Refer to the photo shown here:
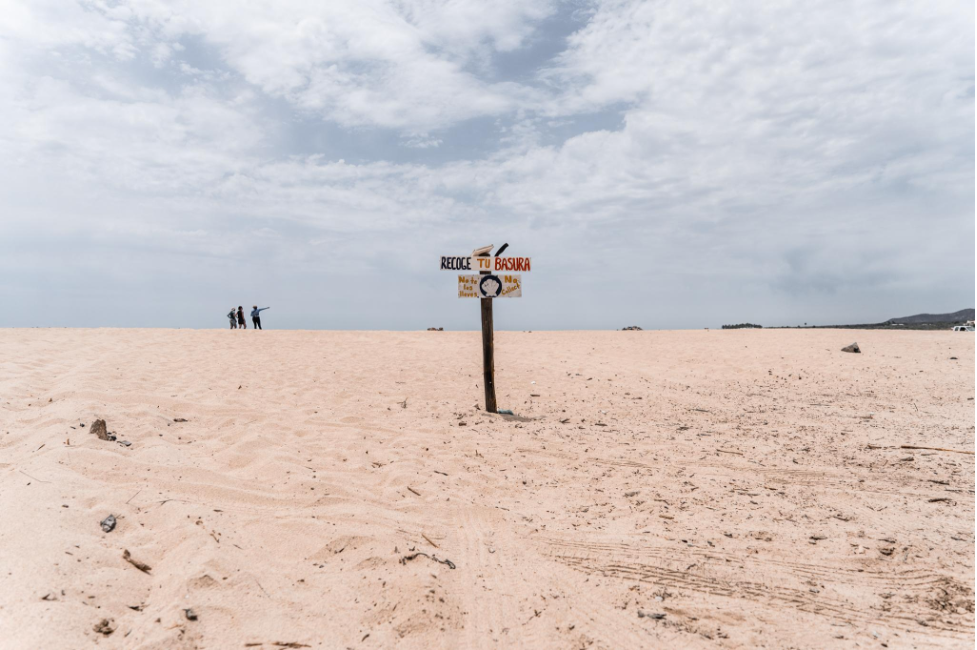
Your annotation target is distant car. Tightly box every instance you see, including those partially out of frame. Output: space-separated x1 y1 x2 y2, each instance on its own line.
951 325 974 332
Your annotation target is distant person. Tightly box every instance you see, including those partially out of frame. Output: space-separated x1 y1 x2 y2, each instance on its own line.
237 306 247 329
227 308 237 329
251 305 270 329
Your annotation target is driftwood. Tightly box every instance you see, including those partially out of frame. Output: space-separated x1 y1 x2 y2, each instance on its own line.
122 549 152 573
400 551 456 569
900 445 974 455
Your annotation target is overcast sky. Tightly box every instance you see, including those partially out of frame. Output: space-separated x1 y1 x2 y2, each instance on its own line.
1 0 973 330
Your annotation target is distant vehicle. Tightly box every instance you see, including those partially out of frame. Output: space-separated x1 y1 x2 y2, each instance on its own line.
951 325 974 332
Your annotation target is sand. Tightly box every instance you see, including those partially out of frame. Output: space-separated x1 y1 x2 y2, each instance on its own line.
0 328 973 649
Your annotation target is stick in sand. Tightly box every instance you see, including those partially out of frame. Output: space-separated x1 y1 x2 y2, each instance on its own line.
900 445 974 455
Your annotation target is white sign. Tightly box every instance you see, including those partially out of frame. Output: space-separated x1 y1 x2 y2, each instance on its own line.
441 256 531 272
458 274 522 298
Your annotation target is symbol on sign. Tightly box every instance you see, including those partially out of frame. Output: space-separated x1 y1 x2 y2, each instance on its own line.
479 274 502 298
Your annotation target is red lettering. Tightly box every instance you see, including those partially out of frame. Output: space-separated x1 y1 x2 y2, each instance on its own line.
491 257 531 271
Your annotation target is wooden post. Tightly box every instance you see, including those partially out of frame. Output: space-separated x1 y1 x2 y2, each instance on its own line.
478 253 498 413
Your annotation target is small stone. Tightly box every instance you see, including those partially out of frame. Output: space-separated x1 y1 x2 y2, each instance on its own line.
100 515 117 533
841 342 861 353
184 608 198 621
90 419 115 441
93 618 116 635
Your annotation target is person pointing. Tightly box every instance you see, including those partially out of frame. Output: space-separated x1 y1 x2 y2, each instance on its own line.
251 305 270 329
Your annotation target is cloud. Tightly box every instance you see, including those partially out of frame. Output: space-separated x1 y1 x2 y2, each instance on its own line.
123 0 557 132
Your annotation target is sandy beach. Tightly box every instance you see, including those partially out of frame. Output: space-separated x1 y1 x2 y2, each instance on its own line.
0 329 972 649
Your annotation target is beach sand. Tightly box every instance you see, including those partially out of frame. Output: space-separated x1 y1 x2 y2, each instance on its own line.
0 329 973 649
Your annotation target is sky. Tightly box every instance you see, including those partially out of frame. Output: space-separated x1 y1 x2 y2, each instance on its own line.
0 0 973 330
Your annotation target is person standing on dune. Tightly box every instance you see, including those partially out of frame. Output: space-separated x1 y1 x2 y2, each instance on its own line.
237 306 247 329
251 305 270 330
227 308 237 329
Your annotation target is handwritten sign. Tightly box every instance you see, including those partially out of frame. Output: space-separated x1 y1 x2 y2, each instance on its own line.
441 256 531 272
458 274 522 298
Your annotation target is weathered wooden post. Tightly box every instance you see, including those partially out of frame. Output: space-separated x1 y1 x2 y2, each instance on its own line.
440 245 529 413
477 249 498 413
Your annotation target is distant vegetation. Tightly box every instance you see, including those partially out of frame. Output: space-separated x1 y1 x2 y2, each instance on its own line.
722 323 763 329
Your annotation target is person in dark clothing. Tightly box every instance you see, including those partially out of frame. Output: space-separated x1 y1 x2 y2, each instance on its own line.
251 306 269 329
237 306 247 329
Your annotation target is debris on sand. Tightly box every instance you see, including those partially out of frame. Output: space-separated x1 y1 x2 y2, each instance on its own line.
637 610 665 620
901 444 975 455
173 418 188 423
90 419 116 441
841 342 861 353
184 608 198 621
399 551 456 569
122 549 152 573
621 326 643 331
93 618 116 635
100 514 117 533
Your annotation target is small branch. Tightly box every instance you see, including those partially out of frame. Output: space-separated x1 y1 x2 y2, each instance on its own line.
400 552 456 570
122 549 152 574
900 445 974 455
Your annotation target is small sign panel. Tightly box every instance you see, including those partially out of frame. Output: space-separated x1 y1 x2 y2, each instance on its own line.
441 256 531 272
458 274 522 298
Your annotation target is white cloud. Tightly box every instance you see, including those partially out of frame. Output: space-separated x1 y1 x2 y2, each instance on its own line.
0 0 136 56
123 0 556 131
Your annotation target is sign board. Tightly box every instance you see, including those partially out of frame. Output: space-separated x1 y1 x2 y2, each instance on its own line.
441 256 531 272
458 274 522 298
